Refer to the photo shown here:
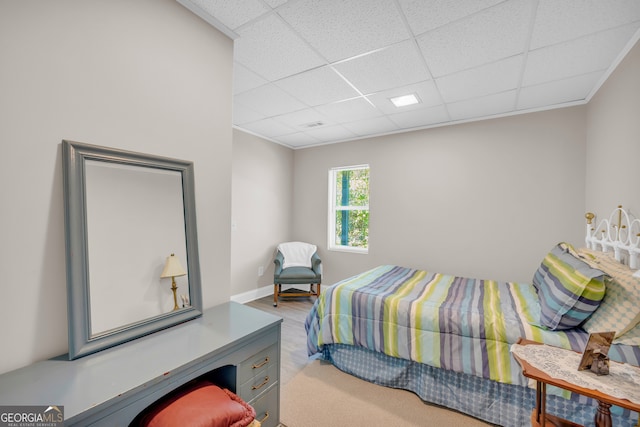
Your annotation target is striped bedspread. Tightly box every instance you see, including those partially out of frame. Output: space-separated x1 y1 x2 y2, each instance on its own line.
305 265 640 386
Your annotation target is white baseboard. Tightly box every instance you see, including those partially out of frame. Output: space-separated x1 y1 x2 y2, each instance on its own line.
230 285 273 304
230 284 303 304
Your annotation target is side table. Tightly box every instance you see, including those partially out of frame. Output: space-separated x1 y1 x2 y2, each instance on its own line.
512 338 640 427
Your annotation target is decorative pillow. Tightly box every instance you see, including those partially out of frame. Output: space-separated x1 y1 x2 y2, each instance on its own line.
139 380 256 427
532 243 606 330
577 248 640 339
613 321 640 346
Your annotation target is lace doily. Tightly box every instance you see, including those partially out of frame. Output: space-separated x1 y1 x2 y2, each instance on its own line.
511 343 640 404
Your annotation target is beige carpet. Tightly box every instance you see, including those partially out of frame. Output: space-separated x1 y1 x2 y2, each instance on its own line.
280 360 492 427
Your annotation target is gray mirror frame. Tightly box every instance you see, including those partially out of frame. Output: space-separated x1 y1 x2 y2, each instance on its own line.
62 140 203 360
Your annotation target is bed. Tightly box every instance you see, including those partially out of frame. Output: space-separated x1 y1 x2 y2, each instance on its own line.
305 206 640 427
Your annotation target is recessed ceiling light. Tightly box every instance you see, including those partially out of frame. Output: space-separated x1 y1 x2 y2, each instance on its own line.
390 93 420 108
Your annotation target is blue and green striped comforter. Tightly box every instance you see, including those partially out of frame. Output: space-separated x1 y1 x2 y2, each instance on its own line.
305 265 640 386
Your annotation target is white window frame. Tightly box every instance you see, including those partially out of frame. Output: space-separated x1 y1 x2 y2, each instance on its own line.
328 164 369 254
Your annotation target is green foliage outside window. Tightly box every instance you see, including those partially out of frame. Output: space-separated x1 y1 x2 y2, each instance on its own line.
333 167 369 249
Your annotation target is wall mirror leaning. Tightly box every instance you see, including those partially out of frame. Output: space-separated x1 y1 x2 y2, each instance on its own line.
62 140 202 360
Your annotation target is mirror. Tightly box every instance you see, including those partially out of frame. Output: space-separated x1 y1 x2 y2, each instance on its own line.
62 140 202 360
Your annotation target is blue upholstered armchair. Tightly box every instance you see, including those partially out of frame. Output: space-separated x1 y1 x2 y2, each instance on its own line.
273 242 322 307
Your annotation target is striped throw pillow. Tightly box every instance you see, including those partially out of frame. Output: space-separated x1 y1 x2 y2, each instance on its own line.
532 243 606 330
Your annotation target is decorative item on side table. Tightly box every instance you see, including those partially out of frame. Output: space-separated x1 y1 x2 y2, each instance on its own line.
161 253 187 311
578 332 615 376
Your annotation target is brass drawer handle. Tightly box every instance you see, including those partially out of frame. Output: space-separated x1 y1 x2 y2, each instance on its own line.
252 356 269 369
251 376 269 390
259 411 269 423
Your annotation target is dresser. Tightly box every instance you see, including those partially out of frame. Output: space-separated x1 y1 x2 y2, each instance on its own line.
0 302 282 426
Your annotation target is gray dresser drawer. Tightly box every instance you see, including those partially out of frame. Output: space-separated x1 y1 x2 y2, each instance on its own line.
236 342 279 426
237 343 278 386
250 385 279 427
238 362 278 402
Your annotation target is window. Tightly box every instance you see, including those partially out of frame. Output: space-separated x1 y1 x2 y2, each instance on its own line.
328 165 369 253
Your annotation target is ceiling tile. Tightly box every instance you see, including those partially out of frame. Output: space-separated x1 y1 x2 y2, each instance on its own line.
314 98 382 123
234 14 325 81
398 0 503 36
233 63 268 94
264 0 288 8
388 105 449 129
448 90 516 121
342 116 399 137
274 132 322 148
368 81 443 114
241 118 296 137
517 71 604 110
233 102 266 125
417 0 533 77
275 66 360 106
278 0 410 62
531 0 640 50
234 84 306 117
436 55 523 103
333 40 431 95
188 0 269 30
303 124 357 143
272 108 335 130
523 24 639 87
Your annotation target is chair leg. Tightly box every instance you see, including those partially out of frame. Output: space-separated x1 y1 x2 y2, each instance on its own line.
273 284 278 307
316 283 321 297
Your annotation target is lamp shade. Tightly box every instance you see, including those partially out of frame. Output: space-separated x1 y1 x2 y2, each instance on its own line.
160 253 187 278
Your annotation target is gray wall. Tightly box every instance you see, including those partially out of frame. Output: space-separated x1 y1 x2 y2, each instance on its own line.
586 40 640 218
292 108 588 286
231 129 294 298
0 0 233 374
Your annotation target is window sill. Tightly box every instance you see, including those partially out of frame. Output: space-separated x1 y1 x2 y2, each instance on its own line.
328 246 368 254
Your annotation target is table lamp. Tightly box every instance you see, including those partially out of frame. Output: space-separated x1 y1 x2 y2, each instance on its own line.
160 253 186 311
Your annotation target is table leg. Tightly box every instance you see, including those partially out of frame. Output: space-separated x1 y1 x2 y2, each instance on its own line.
540 382 546 427
594 401 612 427
534 381 547 427
535 382 542 424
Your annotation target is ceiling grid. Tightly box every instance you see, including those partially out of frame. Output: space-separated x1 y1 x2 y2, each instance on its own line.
178 0 640 148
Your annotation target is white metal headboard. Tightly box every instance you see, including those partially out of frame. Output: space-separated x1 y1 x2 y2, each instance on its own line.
585 205 640 269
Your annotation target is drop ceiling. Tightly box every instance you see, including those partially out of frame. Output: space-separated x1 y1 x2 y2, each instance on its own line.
178 0 640 149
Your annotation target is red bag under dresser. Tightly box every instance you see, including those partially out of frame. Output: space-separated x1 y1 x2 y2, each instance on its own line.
136 380 258 427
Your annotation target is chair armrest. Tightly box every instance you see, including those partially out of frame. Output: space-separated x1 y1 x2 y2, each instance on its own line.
274 251 284 276
311 252 322 275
